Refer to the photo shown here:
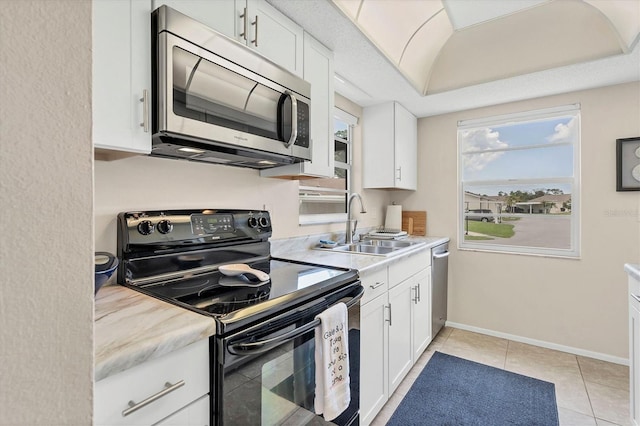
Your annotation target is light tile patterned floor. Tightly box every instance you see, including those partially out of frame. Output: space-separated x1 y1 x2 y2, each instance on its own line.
371 327 630 426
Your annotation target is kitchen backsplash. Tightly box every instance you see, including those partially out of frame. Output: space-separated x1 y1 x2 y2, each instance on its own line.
94 155 388 254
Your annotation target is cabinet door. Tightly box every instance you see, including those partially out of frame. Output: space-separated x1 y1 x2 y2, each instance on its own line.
362 103 395 188
631 301 640 426
152 0 236 38
242 0 304 77
387 277 414 395
412 268 432 361
93 0 152 154
360 293 388 426
393 102 417 190
155 395 210 426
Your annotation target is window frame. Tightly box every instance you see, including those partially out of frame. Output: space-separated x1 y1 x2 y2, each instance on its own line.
298 107 357 225
458 104 581 258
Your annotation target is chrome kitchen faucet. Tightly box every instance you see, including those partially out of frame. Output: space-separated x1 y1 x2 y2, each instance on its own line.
346 193 366 244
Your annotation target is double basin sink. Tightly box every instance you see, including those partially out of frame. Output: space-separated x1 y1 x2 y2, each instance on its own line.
320 239 426 256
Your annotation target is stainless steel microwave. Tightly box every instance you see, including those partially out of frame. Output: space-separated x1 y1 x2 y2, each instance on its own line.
151 5 311 169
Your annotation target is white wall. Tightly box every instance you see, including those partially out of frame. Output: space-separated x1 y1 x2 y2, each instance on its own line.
0 1 93 424
394 82 640 360
95 94 390 253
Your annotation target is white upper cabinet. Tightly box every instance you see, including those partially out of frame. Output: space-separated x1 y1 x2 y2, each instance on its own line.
153 0 303 77
153 0 237 38
261 32 334 178
362 102 417 190
241 0 304 77
93 0 152 154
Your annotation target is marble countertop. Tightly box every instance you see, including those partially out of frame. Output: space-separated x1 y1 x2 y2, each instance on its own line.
626 264 640 282
94 285 216 382
95 235 449 381
274 236 449 276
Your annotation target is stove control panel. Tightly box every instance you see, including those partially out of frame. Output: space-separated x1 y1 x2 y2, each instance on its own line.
191 213 234 235
118 209 272 247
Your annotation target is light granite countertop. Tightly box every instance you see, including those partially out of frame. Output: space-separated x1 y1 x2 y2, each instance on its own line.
95 235 449 382
626 264 640 282
273 236 449 276
94 285 216 382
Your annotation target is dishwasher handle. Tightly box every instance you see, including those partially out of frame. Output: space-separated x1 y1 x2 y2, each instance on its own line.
228 285 364 356
433 251 449 259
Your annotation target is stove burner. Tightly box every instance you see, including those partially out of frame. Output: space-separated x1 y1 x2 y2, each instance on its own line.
176 279 272 315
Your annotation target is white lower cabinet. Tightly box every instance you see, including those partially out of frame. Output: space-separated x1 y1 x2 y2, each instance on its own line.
388 278 414 394
360 291 388 425
412 268 432 361
95 339 210 426
629 273 640 426
359 249 432 426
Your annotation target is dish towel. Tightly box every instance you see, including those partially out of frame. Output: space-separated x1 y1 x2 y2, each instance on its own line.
314 302 350 421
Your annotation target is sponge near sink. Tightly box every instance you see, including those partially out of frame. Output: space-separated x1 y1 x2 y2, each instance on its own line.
319 240 338 248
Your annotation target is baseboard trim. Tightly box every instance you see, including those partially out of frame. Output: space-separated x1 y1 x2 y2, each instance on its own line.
445 321 629 366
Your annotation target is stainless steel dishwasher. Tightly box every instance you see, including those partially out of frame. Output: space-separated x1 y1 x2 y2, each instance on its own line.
432 242 449 338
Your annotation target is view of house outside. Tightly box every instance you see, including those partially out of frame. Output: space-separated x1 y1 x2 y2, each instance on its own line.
459 106 580 256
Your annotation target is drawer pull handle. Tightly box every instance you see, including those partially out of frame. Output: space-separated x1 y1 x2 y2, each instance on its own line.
632 294 640 304
370 281 385 290
122 380 185 417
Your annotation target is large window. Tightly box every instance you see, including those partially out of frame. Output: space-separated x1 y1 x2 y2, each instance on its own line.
459 105 580 257
299 108 356 224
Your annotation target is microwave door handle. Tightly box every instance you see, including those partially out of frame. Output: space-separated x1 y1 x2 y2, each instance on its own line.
284 92 297 148
228 286 364 356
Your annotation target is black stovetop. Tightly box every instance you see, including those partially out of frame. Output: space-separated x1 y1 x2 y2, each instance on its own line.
129 257 358 334
117 209 359 334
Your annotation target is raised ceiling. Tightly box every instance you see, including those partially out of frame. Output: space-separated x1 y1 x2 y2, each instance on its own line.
267 0 640 117
331 0 640 95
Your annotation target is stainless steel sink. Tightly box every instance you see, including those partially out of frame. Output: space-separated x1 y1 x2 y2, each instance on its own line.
317 239 426 256
333 244 396 255
363 240 413 248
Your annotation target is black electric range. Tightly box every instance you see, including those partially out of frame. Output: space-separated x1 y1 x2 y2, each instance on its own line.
116 209 359 334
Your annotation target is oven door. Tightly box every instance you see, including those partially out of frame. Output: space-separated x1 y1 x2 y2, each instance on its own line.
156 31 311 159
214 283 363 426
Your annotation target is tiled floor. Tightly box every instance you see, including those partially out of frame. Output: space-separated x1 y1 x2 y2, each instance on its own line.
371 327 630 426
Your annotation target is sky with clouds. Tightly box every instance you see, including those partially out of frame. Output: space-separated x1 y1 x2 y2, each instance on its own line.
461 115 577 195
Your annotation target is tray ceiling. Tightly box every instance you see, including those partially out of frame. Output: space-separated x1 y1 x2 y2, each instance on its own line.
332 0 640 95
267 0 640 116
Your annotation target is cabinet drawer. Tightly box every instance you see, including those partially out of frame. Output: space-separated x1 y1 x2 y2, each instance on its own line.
95 339 209 426
360 267 388 305
389 249 430 288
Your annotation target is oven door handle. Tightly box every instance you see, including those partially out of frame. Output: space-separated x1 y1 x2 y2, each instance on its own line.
228 286 364 356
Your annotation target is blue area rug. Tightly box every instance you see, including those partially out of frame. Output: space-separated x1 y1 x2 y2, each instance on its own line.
387 351 559 426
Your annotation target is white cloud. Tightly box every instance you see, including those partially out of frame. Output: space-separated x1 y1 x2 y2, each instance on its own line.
547 117 577 143
461 128 508 172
